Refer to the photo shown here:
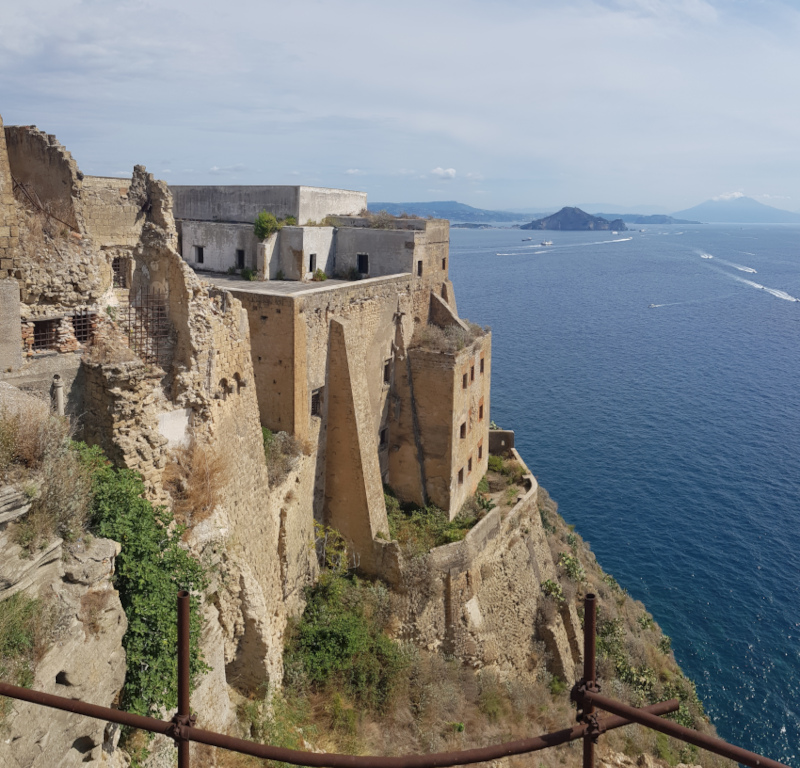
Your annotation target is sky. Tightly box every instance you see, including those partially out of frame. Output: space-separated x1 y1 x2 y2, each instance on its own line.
2 0 800 213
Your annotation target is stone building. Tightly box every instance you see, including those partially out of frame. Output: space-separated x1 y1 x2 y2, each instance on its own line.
171 187 492 572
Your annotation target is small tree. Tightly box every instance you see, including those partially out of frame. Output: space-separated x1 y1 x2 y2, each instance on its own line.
254 211 279 240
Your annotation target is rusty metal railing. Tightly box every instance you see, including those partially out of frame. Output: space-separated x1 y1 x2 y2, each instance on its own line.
0 592 791 768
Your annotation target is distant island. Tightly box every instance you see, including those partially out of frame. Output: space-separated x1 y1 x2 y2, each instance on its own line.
368 200 524 223
521 207 627 231
595 213 699 225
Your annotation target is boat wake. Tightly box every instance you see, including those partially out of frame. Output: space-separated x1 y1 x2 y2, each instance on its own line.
699 252 714 259
716 259 757 274
733 276 799 302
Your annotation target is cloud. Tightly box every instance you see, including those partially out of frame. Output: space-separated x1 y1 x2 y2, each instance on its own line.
345 168 365 175
712 191 744 201
431 167 456 179
466 171 483 181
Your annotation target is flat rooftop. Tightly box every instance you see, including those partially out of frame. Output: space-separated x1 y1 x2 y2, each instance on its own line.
200 271 411 297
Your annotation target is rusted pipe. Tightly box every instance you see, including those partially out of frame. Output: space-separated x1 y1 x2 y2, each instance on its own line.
577 690 792 768
0 679 677 768
582 592 598 768
175 590 192 767
0 681 173 735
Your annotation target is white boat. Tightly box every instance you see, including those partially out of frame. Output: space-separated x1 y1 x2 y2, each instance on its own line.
541 240 553 246
522 237 532 241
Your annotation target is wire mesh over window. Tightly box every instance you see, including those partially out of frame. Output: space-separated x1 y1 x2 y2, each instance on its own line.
120 287 172 366
71 310 96 344
112 257 128 288
32 319 59 351
311 388 322 417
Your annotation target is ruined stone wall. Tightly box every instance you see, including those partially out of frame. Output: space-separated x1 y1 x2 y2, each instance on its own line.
3 124 82 233
0 116 20 279
389 456 582 684
80 175 145 247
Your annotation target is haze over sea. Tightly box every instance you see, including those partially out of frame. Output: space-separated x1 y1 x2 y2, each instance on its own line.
450 224 800 766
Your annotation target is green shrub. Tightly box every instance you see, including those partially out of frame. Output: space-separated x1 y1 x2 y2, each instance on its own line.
548 676 567 695
76 443 210 717
276 269 285 280
284 216 297 226
487 455 504 473
312 268 327 282
254 211 280 239
0 592 50 721
477 475 489 494
566 532 578 553
541 579 564 602
385 491 478 557
285 572 408 712
658 634 672 654
241 267 256 281
558 552 585 582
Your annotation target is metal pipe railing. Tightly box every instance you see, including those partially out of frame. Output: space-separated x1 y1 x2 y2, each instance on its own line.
0 592 791 768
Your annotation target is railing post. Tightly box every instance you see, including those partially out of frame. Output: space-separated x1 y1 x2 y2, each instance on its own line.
176 590 192 768
582 593 598 768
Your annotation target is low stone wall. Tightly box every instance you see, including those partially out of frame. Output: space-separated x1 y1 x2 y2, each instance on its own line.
386 451 582 683
489 428 515 455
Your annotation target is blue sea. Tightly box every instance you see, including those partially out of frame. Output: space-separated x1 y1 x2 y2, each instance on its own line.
449 225 800 766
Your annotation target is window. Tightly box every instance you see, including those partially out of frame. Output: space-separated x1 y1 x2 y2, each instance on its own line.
479 403 484 421
462 373 468 389
468 457 472 474
71 311 96 344
194 245 204 264
309 253 316 273
470 365 475 382
480 357 485 374
112 257 127 288
442 258 446 270
460 422 466 439
383 359 391 384
311 389 322 417
478 442 483 460
236 249 245 269
357 253 369 274
379 428 388 448
458 468 464 485
32 319 59 351
417 260 423 277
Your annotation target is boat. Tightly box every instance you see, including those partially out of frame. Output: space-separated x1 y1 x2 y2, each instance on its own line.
522 237 532 242
540 240 553 246
611 231 618 235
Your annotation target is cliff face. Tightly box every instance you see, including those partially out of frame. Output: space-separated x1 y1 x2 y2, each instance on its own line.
521 206 627 231
0 486 127 768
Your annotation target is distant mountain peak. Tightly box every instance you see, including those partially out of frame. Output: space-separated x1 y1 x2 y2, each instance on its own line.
672 196 800 223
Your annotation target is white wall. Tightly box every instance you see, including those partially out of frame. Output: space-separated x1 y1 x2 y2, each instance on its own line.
180 221 258 273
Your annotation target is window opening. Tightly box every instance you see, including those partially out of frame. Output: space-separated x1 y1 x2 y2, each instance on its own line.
309 253 316 273
236 249 245 269
460 422 466 439
32 319 59 351
383 359 391 384
417 260 423 277
194 245 204 264
471 365 475 382
442 258 446 270
458 468 464 485
478 442 483 460
462 373 468 389
468 457 472 474
480 357 485 374
71 311 96 344
379 428 388 448
112 257 127 288
311 388 322 417
479 403 484 421
357 253 369 274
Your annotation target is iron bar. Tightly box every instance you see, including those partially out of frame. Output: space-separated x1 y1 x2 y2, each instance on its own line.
582 592 598 768
577 690 792 768
176 590 191 768
0 678 677 768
